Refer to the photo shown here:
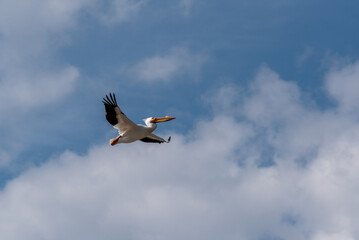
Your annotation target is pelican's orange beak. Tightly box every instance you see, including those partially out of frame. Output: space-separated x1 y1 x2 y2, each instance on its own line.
151 116 176 123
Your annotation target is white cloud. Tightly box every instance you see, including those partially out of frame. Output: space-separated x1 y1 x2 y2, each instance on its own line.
0 67 79 113
1 64 359 239
0 0 150 114
0 0 153 166
202 84 242 114
127 47 208 83
325 61 359 114
0 0 89 166
312 232 355 240
0 0 88 111
92 0 148 24
243 66 303 127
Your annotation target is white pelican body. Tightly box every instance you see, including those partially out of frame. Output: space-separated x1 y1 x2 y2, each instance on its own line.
103 93 175 145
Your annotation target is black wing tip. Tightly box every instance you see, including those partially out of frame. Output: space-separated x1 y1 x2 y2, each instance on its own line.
139 136 172 144
140 137 162 143
159 136 171 144
103 93 118 106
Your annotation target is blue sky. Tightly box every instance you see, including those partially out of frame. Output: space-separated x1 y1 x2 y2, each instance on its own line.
1 0 359 239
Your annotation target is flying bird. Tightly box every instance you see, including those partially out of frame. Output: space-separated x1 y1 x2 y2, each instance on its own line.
103 93 175 145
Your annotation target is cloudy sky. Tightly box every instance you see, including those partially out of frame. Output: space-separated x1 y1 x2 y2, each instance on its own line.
1 0 359 239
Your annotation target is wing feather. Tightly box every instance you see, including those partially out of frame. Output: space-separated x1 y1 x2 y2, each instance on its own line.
140 133 171 144
103 93 138 134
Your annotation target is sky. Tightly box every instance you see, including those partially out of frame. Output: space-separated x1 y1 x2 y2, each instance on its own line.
0 0 359 239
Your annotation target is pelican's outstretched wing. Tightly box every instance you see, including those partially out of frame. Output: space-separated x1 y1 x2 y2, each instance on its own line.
140 133 171 144
103 93 138 134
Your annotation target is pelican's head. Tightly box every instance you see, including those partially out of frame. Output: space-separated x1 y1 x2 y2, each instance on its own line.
143 116 176 125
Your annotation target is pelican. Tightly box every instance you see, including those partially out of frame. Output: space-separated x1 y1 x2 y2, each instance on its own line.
103 93 175 145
